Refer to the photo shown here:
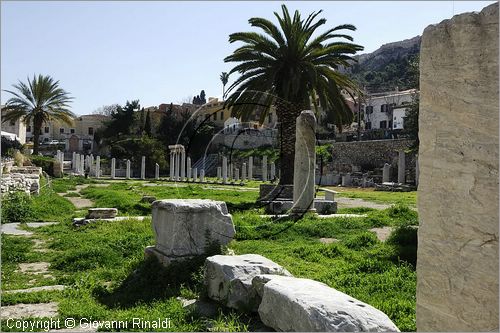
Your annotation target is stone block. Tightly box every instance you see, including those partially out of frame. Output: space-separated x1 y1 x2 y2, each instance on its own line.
86 208 118 219
150 199 235 262
258 275 399 332
205 254 292 311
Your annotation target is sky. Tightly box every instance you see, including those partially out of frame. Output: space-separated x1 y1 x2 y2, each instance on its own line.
1 1 495 115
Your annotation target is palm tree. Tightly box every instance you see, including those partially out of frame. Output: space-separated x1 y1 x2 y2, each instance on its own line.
220 72 230 98
224 5 363 185
3 74 74 154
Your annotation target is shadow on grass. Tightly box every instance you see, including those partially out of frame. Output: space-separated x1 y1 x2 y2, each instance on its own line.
387 226 418 267
95 255 206 309
225 201 261 212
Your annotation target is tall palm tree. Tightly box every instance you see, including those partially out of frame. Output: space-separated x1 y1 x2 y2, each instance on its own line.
220 72 230 98
3 74 74 154
224 5 363 185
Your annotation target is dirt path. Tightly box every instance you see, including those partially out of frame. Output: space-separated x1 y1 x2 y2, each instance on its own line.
335 197 392 210
57 184 94 209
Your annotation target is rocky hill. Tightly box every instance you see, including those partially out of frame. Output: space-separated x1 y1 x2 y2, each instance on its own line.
347 36 421 93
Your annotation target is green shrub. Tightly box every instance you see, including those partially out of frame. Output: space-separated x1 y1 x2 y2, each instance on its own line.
387 226 418 266
2 191 34 223
387 204 418 226
30 155 57 176
343 232 379 250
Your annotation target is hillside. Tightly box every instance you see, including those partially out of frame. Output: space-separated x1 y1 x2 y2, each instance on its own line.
347 36 421 93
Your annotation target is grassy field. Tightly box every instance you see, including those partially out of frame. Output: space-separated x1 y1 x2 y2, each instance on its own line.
1 177 418 331
331 187 417 206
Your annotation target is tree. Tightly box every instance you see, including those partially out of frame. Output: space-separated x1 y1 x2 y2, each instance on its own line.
200 90 206 104
220 72 230 98
2 74 74 154
224 5 363 184
92 104 119 116
404 54 420 152
138 107 145 134
144 110 152 136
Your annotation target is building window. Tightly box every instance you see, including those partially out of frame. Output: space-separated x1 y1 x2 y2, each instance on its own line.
27 126 31 132
365 122 371 130
88 127 94 135
381 104 387 112
70 128 75 134
388 120 393 129
44 126 49 133
9 120 15 126
220 111 224 120
366 106 373 114
60 128 64 134
380 120 387 128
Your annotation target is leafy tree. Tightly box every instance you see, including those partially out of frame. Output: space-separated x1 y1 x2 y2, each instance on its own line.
103 100 139 138
144 110 152 136
220 72 230 98
2 74 74 154
224 5 363 184
92 104 119 116
138 107 145 134
404 54 419 152
109 136 167 177
200 90 206 104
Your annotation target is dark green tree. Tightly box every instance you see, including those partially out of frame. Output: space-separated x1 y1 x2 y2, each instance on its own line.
144 110 152 136
224 5 363 184
200 90 206 104
2 74 74 154
404 54 420 152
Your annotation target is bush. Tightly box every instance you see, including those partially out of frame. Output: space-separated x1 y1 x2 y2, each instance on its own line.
30 155 57 176
1 136 23 157
2 191 35 223
387 226 418 266
343 232 379 250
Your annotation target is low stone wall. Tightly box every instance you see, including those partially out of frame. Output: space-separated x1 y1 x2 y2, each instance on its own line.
330 139 415 171
0 166 42 195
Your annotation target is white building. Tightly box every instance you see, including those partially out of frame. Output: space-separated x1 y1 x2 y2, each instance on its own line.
1 106 27 144
363 89 417 130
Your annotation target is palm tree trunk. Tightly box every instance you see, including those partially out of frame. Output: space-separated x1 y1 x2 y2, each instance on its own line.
276 101 302 185
33 117 42 155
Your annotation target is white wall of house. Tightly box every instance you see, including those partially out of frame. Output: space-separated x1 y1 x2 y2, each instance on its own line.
363 90 416 130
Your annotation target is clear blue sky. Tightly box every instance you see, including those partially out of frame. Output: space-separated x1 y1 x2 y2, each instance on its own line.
1 1 495 115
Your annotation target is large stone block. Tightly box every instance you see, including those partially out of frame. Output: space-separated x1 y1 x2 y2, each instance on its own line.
258 275 399 332
148 199 235 263
417 3 499 331
205 254 292 311
86 208 118 219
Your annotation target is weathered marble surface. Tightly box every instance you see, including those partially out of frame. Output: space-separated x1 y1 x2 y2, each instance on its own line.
417 3 499 331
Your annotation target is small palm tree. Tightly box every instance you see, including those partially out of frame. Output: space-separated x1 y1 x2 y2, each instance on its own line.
224 5 363 184
3 74 74 154
220 72 230 98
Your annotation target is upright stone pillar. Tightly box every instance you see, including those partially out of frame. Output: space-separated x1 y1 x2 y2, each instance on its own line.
95 156 100 179
270 162 276 180
89 154 94 176
235 168 239 181
217 167 222 180
200 169 205 183
342 173 351 186
417 4 499 331
242 163 247 181
186 157 192 180
262 156 268 181
181 150 186 181
111 158 116 179
170 152 175 181
292 110 316 213
72 152 76 171
155 163 160 180
175 152 180 181
126 159 131 179
222 156 228 184
141 156 146 180
397 151 405 184
382 163 391 183
229 163 233 180
80 155 85 176
248 156 253 180
193 168 198 182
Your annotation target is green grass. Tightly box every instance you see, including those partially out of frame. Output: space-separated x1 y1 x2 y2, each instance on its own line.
1 178 418 332
332 187 417 206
